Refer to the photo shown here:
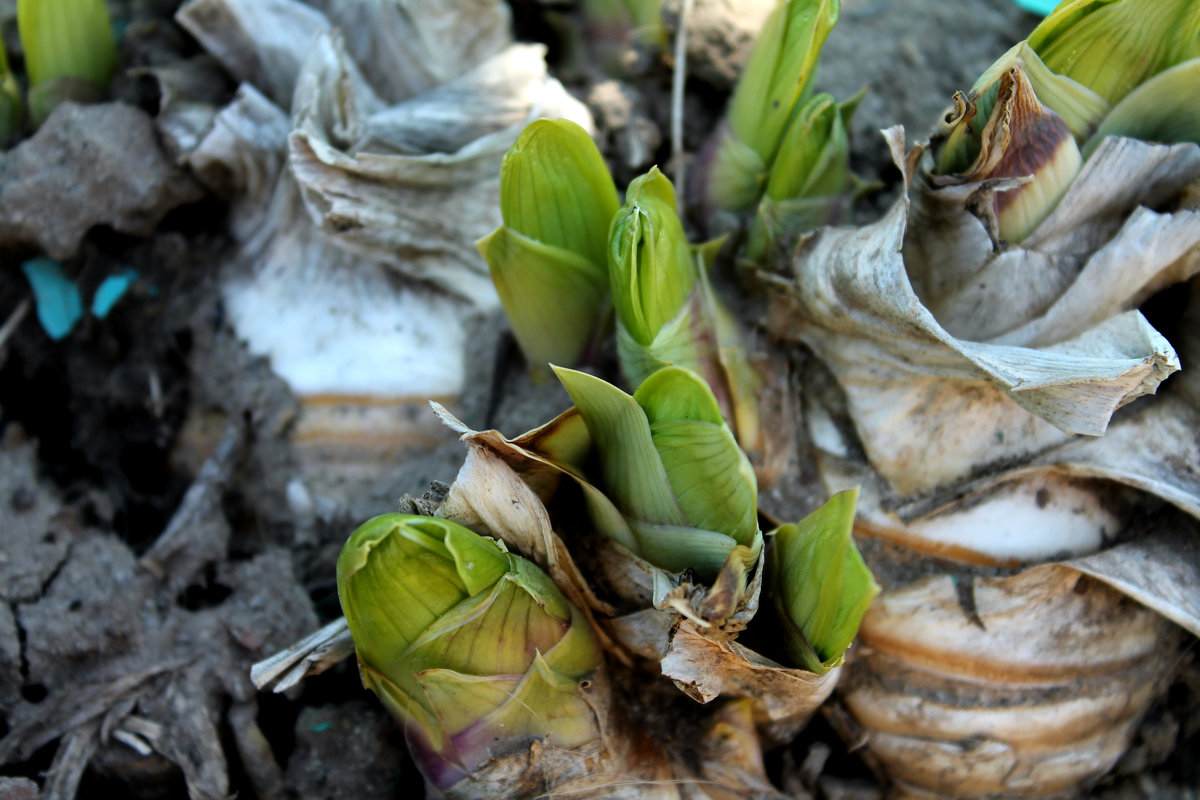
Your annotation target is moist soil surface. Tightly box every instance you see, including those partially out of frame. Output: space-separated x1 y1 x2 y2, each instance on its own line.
0 1 1197 799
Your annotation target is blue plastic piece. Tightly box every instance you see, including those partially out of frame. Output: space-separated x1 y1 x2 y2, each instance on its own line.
1013 0 1057 15
20 258 82 341
91 269 138 318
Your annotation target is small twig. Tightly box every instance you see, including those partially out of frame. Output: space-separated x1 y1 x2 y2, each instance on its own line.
249 617 356 692
112 727 156 757
42 723 100 800
670 0 695 216
148 369 165 419
0 297 32 351
139 420 243 580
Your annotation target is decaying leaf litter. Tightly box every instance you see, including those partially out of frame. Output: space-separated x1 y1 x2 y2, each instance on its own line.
0 0 1198 798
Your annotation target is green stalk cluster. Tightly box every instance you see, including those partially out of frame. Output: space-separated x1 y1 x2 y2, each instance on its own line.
701 0 857 261
479 121 760 450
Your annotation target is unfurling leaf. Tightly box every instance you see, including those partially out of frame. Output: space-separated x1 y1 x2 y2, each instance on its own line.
553 365 761 581
768 488 879 674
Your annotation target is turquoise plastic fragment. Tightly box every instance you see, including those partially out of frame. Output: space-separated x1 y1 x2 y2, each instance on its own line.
1012 0 1056 15
20 258 82 340
91 268 138 318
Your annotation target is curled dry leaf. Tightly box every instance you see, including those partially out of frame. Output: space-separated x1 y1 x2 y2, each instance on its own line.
660 621 839 744
843 564 1183 800
771 127 1200 500
289 32 592 306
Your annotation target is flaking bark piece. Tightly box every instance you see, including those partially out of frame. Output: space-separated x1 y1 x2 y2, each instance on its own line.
770 127 1191 499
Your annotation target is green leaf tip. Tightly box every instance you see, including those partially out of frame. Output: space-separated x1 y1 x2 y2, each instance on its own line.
608 167 697 347
769 488 880 674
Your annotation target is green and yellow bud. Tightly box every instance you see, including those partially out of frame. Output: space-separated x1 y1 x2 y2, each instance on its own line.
1027 0 1200 108
337 514 602 790
703 0 840 213
0 39 21 146
745 91 856 263
17 0 119 124
553 365 761 581
609 167 697 347
934 0 1200 242
478 119 620 373
942 64 1084 243
609 168 761 449
768 488 879 674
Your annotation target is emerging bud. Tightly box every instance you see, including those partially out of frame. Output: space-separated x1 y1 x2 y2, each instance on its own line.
553 365 761 581
609 167 761 449
944 66 1083 243
768 488 879 674
933 0 1200 241
337 514 602 790
745 91 857 263
477 119 620 373
703 0 841 214
609 167 697 347
17 0 118 124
